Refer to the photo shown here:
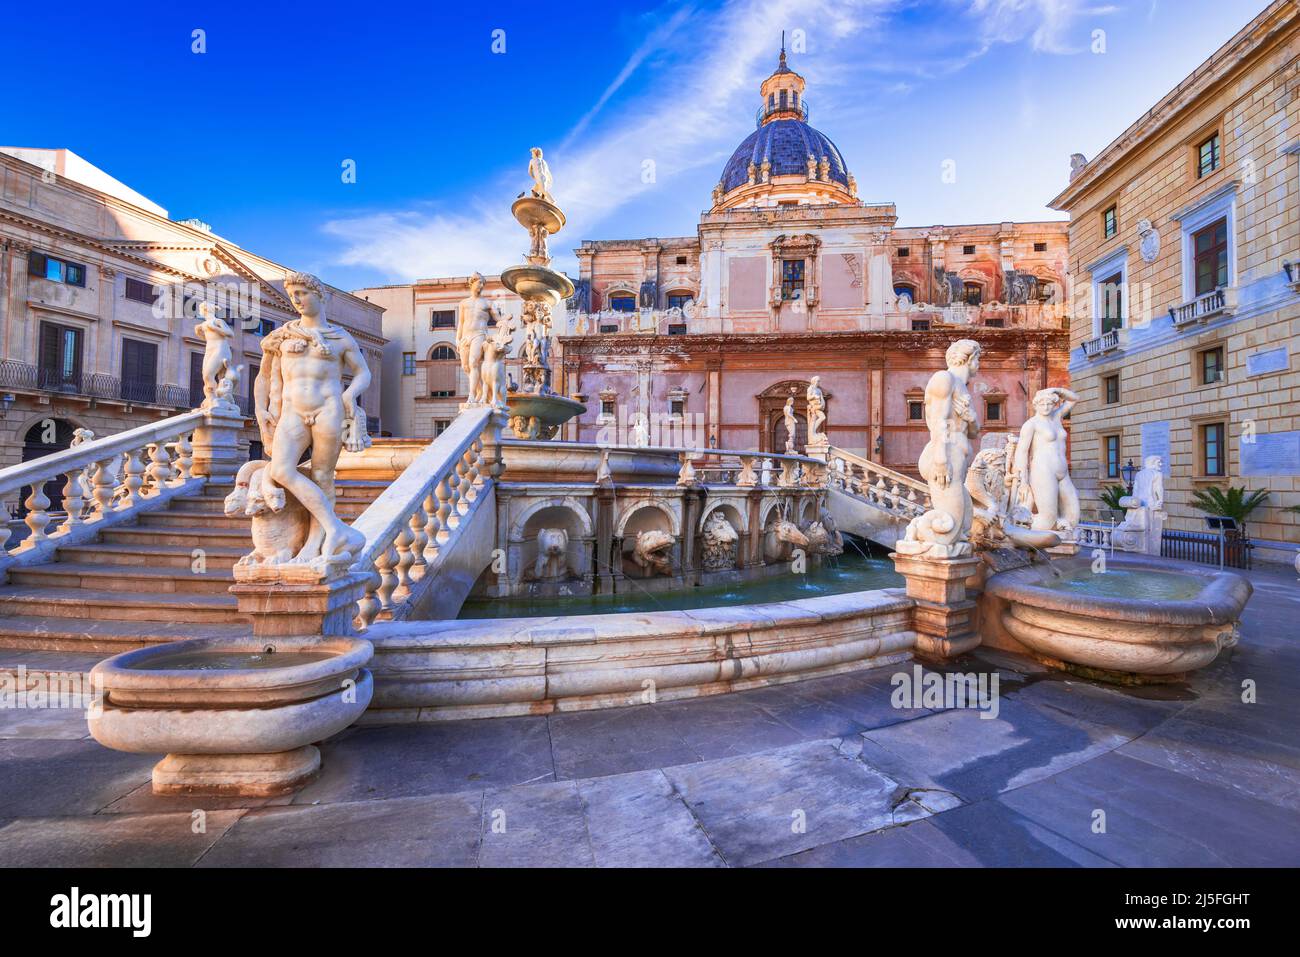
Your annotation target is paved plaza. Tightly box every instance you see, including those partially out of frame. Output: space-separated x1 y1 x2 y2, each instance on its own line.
0 560 1295 868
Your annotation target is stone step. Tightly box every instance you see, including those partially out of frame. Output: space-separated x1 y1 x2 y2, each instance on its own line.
8 562 235 596
0 617 247 654
56 542 248 570
164 499 371 520
99 526 252 549
0 585 239 623
139 511 249 529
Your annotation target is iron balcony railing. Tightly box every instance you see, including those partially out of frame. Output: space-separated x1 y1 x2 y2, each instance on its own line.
0 359 195 410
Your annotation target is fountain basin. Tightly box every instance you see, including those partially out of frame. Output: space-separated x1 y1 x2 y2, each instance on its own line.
88 636 373 796
982 555 1251 680
505 392 587 439
500 264 574 308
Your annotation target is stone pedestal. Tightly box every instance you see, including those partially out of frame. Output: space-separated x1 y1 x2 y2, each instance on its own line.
153 747 320 797
891 552 981 660
230 570 370 638
190 410 247 484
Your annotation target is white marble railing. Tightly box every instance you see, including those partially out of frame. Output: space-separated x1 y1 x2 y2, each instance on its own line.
0 410 207 567
1081 328 1121 358
1169 286 1235 326
826 446 929 519
687 449 827 489
1076 522 1115 549
350 406 504 630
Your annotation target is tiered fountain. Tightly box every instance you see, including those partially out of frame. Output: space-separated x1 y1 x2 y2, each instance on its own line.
501 148 586 439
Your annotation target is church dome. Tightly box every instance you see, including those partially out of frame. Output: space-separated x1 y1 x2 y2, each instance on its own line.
720 119 851 193
712 45 857 208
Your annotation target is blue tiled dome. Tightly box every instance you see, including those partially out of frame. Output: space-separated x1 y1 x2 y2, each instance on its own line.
720 119 851 193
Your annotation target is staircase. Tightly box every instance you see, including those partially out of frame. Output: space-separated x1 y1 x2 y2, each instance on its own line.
824 447 931 549
0 480 388 653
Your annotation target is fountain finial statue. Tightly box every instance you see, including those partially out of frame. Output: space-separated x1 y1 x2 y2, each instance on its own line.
896 338 981 559
247 271 369 577
528 147 554 204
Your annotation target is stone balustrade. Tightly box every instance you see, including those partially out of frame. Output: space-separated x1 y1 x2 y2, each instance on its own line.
686 449 826 489
826 446 929 519
350 406 505 630
0 409 212 570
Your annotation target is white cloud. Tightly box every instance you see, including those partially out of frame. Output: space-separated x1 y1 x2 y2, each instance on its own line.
966 0 1119 55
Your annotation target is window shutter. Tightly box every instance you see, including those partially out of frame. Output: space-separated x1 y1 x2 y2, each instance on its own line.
28 251 46 277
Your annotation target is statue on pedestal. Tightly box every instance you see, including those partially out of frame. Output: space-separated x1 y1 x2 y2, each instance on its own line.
783 396 798 454
456 272 509 406
895 339 981 559
249 272 370 576
806 376 826 446
1013 387 1080 534
195 303 240 413
528 147 554 204
1114 455 1166 554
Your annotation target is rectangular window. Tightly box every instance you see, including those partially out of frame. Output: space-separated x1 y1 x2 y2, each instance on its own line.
669 399 685 417
986 400 1003 422
38 321 84 391
608 296 636 312
434 419 450 437
963 282 982 306
402 352 416 376
1196 132 1221 178
1104 435 1120 478
256 318 277 338
675 255 687 265
1193 218 1228 296
601 399 616 417
599 324 619 334
667 324 687 335
1102 205 1117 239
908 400 924 421
963 245 976 256
1104 374 1119 404
896 247 910 258
1100 270 1123 333
1201 422 1226 476
781 259 805 300
985 317 1005 328
666 294 691 310
28 251 87 287
910 319 931 331
1034 242 1047 252
430 310 455 330
124 277 156 304
1200 346 1224 385
120 338 158 403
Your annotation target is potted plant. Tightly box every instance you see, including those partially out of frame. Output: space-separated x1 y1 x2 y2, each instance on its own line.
1190 486 1270 538
1097 484 1128 523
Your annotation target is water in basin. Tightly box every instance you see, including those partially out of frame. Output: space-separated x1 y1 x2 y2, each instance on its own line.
131 651 337 672
458 549 903 619
1038 567 1203 602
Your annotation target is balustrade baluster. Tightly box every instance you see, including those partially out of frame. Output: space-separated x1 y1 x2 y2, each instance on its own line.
57 469 86 535
171 433 194 483
145 442 175 495
356 571 383 631
408 508 429 576
375 542 400 614
422 491 441 558
117 449 146 510
16 483 52 551
392 524 415 603
435 475 455 542
90 457 116 518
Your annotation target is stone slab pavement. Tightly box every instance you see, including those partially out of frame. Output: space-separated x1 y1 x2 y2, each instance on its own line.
0 562 1298 867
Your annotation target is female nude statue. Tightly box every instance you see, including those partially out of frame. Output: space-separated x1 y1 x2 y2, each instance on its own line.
1013 387 1080 533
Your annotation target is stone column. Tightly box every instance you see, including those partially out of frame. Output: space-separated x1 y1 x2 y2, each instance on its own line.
891 553 981 660
595 485 616 593
868 355 884 462
190 410 247 484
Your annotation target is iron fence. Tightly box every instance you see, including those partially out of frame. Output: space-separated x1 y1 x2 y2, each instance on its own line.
1161 528 1253 570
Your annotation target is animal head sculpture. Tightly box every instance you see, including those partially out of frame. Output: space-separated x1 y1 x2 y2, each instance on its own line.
771 520 809 548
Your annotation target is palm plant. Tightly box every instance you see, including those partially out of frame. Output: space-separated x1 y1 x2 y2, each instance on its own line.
1098 484 1128 512
1189 486 1270 535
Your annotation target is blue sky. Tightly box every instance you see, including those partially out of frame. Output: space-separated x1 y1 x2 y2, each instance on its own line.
1 0 1267 289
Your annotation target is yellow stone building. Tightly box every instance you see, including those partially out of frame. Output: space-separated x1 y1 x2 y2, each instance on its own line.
1051 0 1300 564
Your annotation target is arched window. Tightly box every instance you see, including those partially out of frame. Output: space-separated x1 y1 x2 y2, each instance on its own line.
608 293 636 312
963 282 983 306
428 343 458 396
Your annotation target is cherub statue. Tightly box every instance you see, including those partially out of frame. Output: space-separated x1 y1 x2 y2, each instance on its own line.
528 147 554 204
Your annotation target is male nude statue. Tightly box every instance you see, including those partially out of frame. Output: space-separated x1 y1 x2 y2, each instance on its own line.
456 272 508 405
254 272 370 569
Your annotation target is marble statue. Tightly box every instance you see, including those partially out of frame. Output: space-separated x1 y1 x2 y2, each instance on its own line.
226 460 308 565
533 527 570 580
806 154 817 179
528 147 554 204
252 272 370 575
1069 153 1088 178
895 339 981 559
632 529 674 576
480 318 516 411
1013 387 1080 534
194 303 236 411
456 272 509 406
214 362 242 411
816 506 844 555
527 223 550 265
631 415 650 448
783 396 798 453
806 376 826 446
700 510 739 571
1114 455 1166 554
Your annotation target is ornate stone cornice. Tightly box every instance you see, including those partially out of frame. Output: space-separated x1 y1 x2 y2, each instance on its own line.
559 328 1068 357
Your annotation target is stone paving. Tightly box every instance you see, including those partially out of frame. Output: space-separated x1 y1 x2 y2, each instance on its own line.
0 561 1297 867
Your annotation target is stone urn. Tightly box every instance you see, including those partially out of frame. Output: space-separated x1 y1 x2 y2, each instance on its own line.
88 636 373 796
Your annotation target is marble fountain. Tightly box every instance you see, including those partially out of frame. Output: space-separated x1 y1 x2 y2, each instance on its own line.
75 154 1252 796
